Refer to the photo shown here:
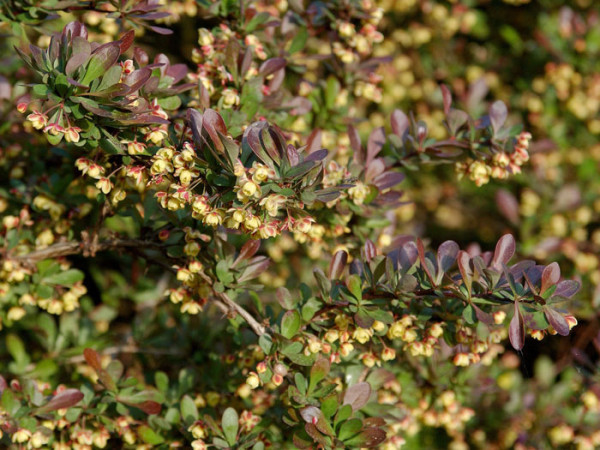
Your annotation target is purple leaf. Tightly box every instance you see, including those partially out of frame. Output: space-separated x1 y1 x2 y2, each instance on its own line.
509 301 525 350
554 280 580 298
417 239 435 284
237 256 270 283
372 171 405 190
123 67 152 93
544 308 570 336
62 21 88 40
149 25 173 35
366 127 385 166
496 189 520 225
457 250 473 292
286 145 299 166
166 64 188 83
437 241 459 278
489 100 508 134
446 109 469 135
329 250 348 279
391 109 409 137
304 148 328 163
343 382 371 412
491 234 516 270
259 57 286 76
348 125 364 164
305 129 322 154
364 158 385 183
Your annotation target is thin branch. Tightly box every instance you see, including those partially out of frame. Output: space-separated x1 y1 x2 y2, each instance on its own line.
10 238 269 337
12 239 166 266
217 291 267 336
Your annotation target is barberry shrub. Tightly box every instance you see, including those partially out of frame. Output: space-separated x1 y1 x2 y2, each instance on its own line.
0 1 592 449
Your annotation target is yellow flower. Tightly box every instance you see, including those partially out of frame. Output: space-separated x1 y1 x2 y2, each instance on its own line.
244 213 261 230
203 210 224 227
12 428 32 443
95 177 113 194
353 327 373 344
381 347 396 361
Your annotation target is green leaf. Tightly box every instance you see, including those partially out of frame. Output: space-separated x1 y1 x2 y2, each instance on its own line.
258 334 273 355
281 310 302 339
216 260 234 285
158 95 182 110
241 77 263 120
42 269 84 286
32 84 49 96
7 333 29 366
308 358 330 394
80 43 120 86
295 373 307 397
138 425 165 445
180 395 199 424
346 275 362 300
289 27 308 54
321 395 338 419
222 407 239 446
97 65 122 91
339 418 362 441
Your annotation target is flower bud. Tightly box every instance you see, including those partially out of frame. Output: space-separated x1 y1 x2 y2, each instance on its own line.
246 372 260 389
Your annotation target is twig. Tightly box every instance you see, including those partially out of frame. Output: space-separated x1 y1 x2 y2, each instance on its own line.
12 239 166 266
217 291 267 336
10 238 269 337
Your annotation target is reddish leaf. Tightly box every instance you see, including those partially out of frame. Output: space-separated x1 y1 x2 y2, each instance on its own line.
491 234 516 270
509 301 525 350
304 129 322 155
345 427 387 448
83 348 102 371
37 389 84 413
541 262 560 295
364 158 385 183
544 308 570 336
304 423 328 446
390 109 409 137
329 250 348 279
203 109 227 152
137 400 162 415
118 30 135 53
134 47 149 65
363 240 377 262
343 382 371 412
232 240 261 268
62 21 88 40
440 84 452 115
